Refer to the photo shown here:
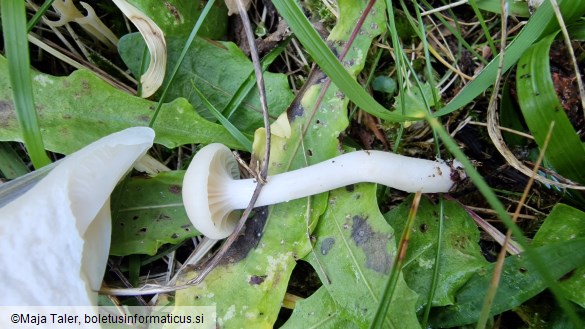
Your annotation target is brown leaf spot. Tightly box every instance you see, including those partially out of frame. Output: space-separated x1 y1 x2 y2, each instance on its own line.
164 2 182 23
81 80 90 92
0 101 15 127
168 185 181 194
156 214 171 221
136 115 150 122
249 275 267 285
351 215 392 274
320 237 335 255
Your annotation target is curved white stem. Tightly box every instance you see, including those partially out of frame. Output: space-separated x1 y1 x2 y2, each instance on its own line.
225 150 459 210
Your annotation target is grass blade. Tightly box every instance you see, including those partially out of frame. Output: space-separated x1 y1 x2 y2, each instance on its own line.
516 32 585 185
26 0 56 32
272 0 412 123
1 0 51 168
370 193 422 329
224 37 291 119
190 82 252 152
148 0 216 127
434 0 585 118
467 0 497 56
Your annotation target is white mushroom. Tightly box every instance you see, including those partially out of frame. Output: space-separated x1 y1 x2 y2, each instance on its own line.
0 127 154 305
182 143 465 239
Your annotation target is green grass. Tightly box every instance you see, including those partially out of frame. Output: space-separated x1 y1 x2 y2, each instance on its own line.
2 0 50 168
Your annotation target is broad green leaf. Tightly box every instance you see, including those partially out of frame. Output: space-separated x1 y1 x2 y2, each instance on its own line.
118 33 294 134
429 115 585 328
0 56 247 154
434 0 585 118
110 171 197 256
295 184 421 328
385 197 488 307
172 1 393 328
282 286 359 329
516 32 585 185
533 204 585 308
429 238 585 327
126 0 227 38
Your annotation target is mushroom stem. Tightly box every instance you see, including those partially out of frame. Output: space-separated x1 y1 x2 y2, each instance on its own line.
182 143 464 239
225 150 458 210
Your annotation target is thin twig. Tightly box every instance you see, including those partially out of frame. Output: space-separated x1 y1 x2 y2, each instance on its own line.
468 120 534 139
475 2 510 326
106 259 148 305
28 33 136 93
187 0 272 285
421 0 468 16
479 122 555 329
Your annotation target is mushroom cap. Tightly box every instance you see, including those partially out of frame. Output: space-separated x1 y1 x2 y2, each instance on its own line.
183 143 242 239
0 127 154 306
